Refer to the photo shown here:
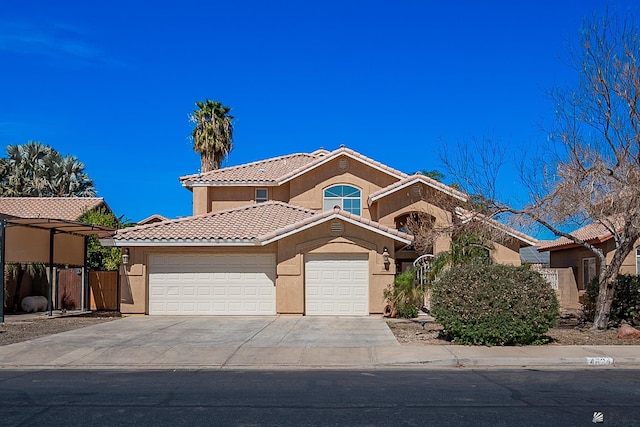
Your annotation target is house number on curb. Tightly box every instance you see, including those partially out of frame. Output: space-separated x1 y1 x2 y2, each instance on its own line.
586 357 614 365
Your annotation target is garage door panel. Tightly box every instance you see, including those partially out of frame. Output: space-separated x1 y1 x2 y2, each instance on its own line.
305 254 369 316
149 254 275 315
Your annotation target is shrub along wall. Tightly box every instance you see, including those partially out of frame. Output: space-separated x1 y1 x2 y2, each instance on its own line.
584 274 640 326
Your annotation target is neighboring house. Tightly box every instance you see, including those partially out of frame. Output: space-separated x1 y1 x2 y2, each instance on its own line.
538 221 639 292
520 246 550 268
106 146 537 316
0 197 112 311
0 197 109 221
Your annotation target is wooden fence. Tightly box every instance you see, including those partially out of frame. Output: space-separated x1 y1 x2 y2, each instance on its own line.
89 271 119 311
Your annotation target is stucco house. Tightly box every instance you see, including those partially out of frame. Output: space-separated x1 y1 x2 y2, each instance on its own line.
538 221 639 292
106 146 536 316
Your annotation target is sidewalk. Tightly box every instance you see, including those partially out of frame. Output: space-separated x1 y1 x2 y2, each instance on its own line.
0 316 637 370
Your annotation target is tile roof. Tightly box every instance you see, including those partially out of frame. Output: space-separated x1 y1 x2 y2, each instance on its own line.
0 197 108 221
108 201 413 246
537 220 617 251
367 173 468 205
111 201 317 244
180 153 319 186
454 208 538 247
179 146 408 187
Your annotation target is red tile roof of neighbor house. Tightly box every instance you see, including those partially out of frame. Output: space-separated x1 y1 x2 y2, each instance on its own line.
0 197 108 221
108 201 413 246
367 173 468 205
179 146 408 187
537 220 617 251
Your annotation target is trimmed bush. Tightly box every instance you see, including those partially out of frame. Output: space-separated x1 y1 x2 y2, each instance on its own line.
431 262 559 346
584 274 640 325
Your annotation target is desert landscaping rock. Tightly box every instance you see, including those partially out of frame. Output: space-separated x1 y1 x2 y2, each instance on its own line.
0 312 119 347
616 323 640 340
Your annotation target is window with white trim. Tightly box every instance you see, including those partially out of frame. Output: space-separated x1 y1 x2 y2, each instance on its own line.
323 185 361 215
636 248 640 274
255 188 268 203
582 257 597 289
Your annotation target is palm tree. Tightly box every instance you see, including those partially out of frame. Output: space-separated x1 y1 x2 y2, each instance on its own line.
45 152 95 197
0 142 95 197
190 99 234 172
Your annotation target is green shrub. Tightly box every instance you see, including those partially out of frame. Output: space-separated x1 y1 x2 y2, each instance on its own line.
431 262 559 346
383 268 425 319
584 274 640 325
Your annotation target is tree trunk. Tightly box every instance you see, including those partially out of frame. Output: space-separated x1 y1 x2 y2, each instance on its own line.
592 277 615 329
591 240 635 330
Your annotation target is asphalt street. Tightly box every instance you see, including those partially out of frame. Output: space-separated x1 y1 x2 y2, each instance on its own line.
1 369 639 426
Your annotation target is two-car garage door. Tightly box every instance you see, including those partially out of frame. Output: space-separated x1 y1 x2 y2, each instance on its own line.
148 254 276 315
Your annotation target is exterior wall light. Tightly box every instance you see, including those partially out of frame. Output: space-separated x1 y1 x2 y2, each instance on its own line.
382 247 390 271
122 248 130 265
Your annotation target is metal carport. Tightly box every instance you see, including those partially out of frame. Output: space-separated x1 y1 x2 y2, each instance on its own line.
0 216 114 323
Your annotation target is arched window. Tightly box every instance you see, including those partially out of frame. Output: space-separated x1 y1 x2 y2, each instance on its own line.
323 185 361 215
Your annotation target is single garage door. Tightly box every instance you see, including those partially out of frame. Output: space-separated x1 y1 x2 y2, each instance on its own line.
148 254 276 315
305 253 369 316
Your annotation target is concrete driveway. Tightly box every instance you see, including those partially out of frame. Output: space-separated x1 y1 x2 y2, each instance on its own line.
0 316 401 369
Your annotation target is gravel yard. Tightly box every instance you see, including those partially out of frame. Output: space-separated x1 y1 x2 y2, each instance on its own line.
386 309 640 346
0 311 120 346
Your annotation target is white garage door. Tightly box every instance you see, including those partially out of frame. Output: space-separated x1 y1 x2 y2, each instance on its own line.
148 254 276 315
305 254 369 316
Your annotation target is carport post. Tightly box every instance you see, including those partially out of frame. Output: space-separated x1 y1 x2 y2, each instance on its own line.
48 229 54 316
0 219 6 323
81 236 88 312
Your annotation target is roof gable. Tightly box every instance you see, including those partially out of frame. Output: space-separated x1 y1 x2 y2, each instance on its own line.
368 173 468 205
0 197 108 221
277 146 408 185
179 146 408 188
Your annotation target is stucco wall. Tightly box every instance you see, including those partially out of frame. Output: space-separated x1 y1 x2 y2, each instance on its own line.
287 157 398 218
491 238 523 266
276 218 397 315
549 245 603 290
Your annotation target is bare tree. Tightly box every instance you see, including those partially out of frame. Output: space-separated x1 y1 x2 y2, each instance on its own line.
441 11 640 330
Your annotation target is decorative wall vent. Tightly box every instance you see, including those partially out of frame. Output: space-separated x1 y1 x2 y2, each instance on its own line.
338 159 349 171
411 185 422 197
329 220 344 236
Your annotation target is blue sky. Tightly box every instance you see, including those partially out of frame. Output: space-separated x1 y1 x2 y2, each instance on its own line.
1 0 636 228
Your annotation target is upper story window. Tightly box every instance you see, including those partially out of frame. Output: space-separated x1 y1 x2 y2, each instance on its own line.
323 185 361 215
636 248 640 274
255 188 268 203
